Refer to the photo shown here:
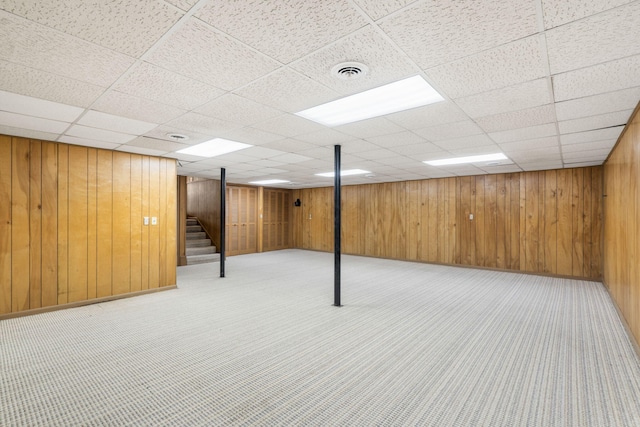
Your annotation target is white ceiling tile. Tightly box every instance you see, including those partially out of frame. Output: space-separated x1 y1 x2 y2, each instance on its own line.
65 125 135 144
380 0 538 68
541 0 634 29
563 161 604 167
114 62 225 111
0 11 134 87
146 17 280 90
489 123 557 144
413 120 484 142
203 152 256 164
251 114 325 138
366 131 426 148
195 94 282 125
162 0 198 12
270 153 313 164
235 68 340 113
58 135 120 150
0 0 183 57
219 127 284 146
479 164 523 174
434 164 485 176
425 35 546 99
555 87 640 121
553 56 640 102
261 139 317 153
432 134 495 150
144 125 212 145
558 110 632 135
196 1 368 64
0 60 104 108
241 147 287 159
0 111 69 134
388 142 443 156
498 136 559 152
386 102 469 129
0 90 84 122
507 146 562 162
447 145 505 157
520 161 563 171
290 26 419 95
164 112 241 136
561 139 616 152
456 78 552 118
124 136 189 153
352 0 415 20
355 149 397 161
563 148 611 161
295 146 334 160
78 110 158 135
475 105 557 133
116 145 168 157
334 117 405 139
546 2 640 74
294 129 353 146
166 151 214 162
245 159 286 168
254 167 289 175
92 91 186 124
560 126 624 145
0 124 60 142
340 140 382 154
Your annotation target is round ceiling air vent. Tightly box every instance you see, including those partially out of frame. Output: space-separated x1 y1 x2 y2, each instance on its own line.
331 62 369 80
166 133 189 141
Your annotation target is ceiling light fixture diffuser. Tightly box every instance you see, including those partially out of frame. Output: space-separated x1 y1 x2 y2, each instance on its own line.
424 153 508 166
176 138 252 158
248 179 290 185
316 169 371 177
295 75 444 127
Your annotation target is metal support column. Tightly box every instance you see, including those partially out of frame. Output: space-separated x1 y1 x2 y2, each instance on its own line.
334 145 342 307
220 168 226 278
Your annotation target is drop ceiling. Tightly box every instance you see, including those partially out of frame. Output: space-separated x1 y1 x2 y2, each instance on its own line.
0 0 639 188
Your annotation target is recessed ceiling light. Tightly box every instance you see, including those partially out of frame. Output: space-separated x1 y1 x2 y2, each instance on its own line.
316 169 371 177
176 138 252 158
424 153 508 166
295 75 443 126
248 179 290 185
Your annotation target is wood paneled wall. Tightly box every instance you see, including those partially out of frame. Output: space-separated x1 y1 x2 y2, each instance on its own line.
0 135 177 316
604 103 640 344
292 167 603 279
186 177 221 249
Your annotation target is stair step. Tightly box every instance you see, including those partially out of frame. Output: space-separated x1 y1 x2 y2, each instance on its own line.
186 232 206 239
186 238 212 248
186 225 202 232
186 219 198 226
186 246 216 256
187 253 220 265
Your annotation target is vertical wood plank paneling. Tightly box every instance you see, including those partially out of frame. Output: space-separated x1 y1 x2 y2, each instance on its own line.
96 150 113 298
158 159 168 286
544 170 557 274
148 158 160 289
141 157 150 288
41 142 57 307
130 155 142 292
57 143 69 305
572 168 584 276
112 152 131 295
29 140 42 309
0 135 12 314
582 167 593 278
591 167 603 278
68 146 88 303
87 149 98 300
12 138 30 312
166 160 177 286
291 167 602 280
556 169 573 275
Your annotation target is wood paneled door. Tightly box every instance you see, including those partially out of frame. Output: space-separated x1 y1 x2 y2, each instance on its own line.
263 188 291 252
226 186 258 256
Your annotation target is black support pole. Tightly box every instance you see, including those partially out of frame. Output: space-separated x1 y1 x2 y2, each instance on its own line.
334 145 342 307
220 168 226 278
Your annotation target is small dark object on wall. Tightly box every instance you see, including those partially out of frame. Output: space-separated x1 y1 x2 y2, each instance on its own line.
294 199 301 207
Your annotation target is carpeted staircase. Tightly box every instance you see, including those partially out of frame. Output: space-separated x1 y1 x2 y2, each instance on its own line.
186 217 219 265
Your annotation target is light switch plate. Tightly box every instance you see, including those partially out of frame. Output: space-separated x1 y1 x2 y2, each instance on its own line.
152 217 157 225
144 216 149 225
469 214 474 220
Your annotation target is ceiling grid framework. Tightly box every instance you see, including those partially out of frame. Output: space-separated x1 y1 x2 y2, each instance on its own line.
0 0 638 187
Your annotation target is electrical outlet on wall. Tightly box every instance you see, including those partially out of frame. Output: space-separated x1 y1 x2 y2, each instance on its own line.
152 217 157 225
143 217 149 225
469 214 474 220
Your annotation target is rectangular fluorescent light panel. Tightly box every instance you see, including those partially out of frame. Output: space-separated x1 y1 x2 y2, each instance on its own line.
316 169 371 177
424 153 508 166
176 138 252 158
249 179 290 185
295 75 444 126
